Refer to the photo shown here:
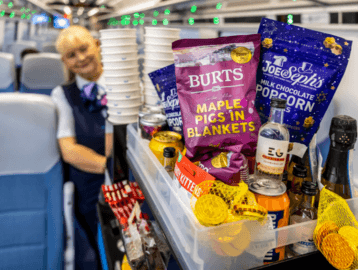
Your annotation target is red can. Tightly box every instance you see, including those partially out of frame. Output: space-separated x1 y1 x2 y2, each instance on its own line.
254 192 290 264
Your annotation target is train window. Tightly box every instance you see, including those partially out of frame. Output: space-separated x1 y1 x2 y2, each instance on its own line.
224 16 263 23
195 18 214 23
170 20 183 24
342 12 358 24
276 14 301 24
330 13 338 24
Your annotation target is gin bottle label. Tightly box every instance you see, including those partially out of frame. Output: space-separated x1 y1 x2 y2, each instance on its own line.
256 136 289 175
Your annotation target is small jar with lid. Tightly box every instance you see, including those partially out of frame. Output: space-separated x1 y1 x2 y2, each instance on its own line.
163 147 176 172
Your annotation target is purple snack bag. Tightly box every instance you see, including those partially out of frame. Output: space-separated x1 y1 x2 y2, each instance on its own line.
256 18 353 157
173 35 262 184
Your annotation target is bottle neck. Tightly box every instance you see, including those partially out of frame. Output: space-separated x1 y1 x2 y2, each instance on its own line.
269 107 285 124
291 176 305 193
322 147 349 185
300 193 315 209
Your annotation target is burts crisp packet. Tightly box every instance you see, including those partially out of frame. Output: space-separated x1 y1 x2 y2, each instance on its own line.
256 18 352 157
148 64 183 136
173 35 262 184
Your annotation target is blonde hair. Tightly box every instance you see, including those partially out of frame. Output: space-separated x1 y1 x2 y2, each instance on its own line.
56 25 95 55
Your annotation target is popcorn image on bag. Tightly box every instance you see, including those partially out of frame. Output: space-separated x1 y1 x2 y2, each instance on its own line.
262 38 273 49
324 37 336 49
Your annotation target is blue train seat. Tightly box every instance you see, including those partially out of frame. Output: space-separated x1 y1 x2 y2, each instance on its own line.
0 52 16 92
20 53 68 95
0 93 64 270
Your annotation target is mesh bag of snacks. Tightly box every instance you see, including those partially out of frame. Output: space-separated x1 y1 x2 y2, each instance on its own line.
313 187 358 270
190 180 268 227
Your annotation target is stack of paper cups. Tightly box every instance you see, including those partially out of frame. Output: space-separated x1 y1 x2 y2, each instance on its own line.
99 28 142 125
143 27 180 106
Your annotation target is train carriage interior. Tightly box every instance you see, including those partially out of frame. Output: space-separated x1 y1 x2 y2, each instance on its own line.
0 0 358 270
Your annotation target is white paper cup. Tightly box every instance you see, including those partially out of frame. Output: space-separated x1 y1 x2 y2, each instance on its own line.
100 37 137 46
107 104 141 115
108 114 138 124
145 27 180 36
106 89 141 99
145 58 174 67
144 50 173 60
102 59 139 69
106 81 140 92
100 29 137 39
144 94 161 106
144 42 172 52
145 35 179 45
144 81 156 89
104 73 140 84
103 66 139 76
107 96 142 107
144 88 158 96
101 44 137 53
144 64 164 74
101 51 138 61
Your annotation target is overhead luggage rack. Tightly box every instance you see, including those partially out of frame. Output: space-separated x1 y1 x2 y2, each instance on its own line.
124 123 355 270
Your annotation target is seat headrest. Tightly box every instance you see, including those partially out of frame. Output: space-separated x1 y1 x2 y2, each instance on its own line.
21 53 67 89
0 93 60 175
0 53 16 89
10 41 38 66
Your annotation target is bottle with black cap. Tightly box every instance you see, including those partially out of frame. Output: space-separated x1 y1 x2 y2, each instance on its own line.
288 165 309 215
321 115 357 199
253 98 290 192
288 181 318 256
163 147 176 173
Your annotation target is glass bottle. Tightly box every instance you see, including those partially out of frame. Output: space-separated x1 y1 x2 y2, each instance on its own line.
321 115 357 199
286 155 301 191
163 147 176 172
288 181 318 255
288 165 308 215
254 98 290 189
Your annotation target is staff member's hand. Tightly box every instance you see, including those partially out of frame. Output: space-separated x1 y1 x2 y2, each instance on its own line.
59 133 112 174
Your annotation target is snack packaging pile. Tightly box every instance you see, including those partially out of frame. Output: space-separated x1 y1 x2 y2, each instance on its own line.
102 181 170 269
172 34 262 184
313 187 358 270
256 18 352 158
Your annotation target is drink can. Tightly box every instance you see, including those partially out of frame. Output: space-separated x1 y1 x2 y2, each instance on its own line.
248 174 287 196
254 192 290 264
139 113 167 140
149 131 184 166
138 105 152 136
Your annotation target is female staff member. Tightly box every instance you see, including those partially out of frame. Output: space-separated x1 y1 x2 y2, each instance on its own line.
51 25 112 270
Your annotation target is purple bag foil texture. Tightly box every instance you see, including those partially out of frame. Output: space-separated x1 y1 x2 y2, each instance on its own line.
148 64 183 136
173 35 262 184
256 18 353 158
192 150 249 185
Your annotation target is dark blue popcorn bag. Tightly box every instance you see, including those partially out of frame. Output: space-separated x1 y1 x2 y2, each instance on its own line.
255 18 352 157
148 64 184 136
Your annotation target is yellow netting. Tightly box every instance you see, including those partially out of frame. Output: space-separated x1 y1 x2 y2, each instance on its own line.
313 187 358 270
190 180 268 227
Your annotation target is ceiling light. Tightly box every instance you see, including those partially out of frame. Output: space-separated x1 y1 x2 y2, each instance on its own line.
73 18 79 23
88 8 99 17
77 7 84 16
64 6 72 15
96 0 106 4
79 0 86 3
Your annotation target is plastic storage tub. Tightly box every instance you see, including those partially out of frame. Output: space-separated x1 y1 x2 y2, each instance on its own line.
126 123 358 270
